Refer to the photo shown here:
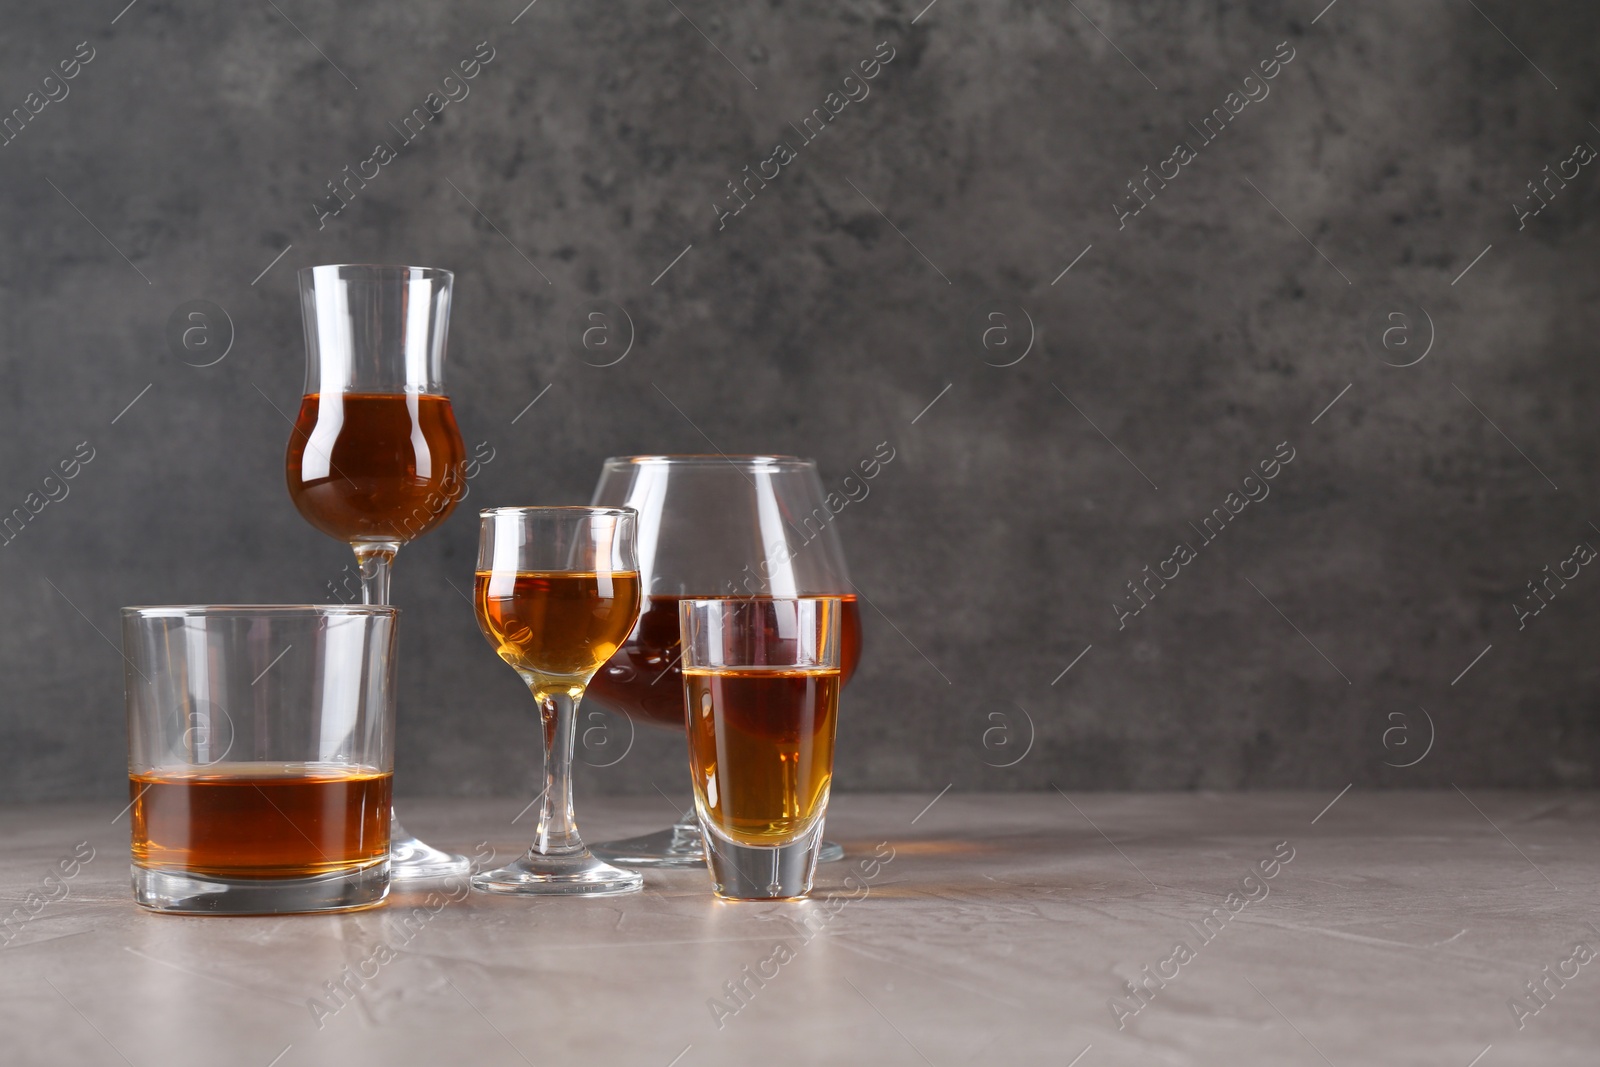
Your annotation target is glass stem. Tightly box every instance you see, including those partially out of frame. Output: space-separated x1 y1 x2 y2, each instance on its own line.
530 682 586 856
353 542 400 605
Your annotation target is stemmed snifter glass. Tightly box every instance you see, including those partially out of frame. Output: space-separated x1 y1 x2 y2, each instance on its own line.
586 456 860 868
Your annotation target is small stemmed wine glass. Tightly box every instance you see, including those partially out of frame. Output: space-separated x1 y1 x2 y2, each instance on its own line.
286 264 469 880
471 507 645 896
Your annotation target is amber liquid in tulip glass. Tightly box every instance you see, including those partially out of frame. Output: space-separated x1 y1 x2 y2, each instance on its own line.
286 393 466 544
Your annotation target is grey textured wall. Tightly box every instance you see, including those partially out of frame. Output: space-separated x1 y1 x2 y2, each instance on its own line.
2 0 1597 804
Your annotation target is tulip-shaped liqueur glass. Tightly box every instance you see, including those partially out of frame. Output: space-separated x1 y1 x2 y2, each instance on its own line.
286 264 469 880
472 507 644 895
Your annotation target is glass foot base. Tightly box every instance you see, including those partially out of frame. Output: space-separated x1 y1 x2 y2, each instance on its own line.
471 851 643 896
593 823 844 868
390 821 471 882
591 824 705 869
705 820 824 901
132 862 388 915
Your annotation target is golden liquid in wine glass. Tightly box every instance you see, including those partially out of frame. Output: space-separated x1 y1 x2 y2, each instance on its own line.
474 570 642 678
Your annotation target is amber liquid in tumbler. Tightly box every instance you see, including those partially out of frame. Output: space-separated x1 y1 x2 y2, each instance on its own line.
285 392 467 543
129 764 392 879
475 571 642 678
590 596 861 729
685 667 841 846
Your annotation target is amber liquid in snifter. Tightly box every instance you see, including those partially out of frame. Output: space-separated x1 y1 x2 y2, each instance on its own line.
474 570 642 677
685 666 841 845
286 392 466 542
130 764 391 879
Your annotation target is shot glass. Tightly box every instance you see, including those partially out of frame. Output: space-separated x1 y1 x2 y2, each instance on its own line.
679 597 842 900
123 606 398 914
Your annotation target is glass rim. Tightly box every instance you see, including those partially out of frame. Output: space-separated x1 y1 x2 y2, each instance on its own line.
304 388 452 396
298 263 454 280
122 604 399 618
479 505 637 517
679 595 843 608
601 454 814 469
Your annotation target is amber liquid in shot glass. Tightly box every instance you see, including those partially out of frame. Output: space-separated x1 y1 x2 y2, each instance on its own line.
684 667 840 845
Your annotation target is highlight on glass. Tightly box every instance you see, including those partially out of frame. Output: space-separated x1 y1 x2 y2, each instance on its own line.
679 596 842 900
123 605 398 915
287 263 470 880
471 506 645 896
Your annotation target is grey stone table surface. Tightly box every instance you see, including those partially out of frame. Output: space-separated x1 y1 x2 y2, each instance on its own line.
1 792 1595 1067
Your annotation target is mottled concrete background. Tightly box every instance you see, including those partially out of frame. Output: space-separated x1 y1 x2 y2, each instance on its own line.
1 0 1597 803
